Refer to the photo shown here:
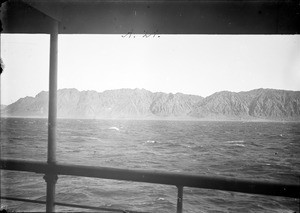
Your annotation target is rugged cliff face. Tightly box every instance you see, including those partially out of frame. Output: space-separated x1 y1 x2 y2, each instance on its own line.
150 92 203 117
2 88 300 121
189 91 250 118
2 91 48 117
246 89 300 118
189 89 300 120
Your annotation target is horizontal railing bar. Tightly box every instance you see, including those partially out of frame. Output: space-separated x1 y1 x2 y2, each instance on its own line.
0 196 147 213
1 159 299 198
1 196 47 205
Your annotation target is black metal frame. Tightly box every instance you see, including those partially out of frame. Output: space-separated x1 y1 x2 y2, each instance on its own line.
1 1 300 212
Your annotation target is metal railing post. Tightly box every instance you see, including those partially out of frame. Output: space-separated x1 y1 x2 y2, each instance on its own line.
176 186 183 213
44 20 59 213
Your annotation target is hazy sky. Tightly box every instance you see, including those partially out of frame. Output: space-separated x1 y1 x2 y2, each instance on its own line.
1 34 300 105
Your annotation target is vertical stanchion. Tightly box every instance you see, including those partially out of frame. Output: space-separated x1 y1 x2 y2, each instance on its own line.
44 20 59 213
177 186 183 213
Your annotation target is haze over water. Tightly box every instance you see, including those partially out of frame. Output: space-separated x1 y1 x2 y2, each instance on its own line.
1 118 299 212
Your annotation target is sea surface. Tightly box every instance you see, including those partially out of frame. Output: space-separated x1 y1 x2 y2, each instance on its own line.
1 118 299 212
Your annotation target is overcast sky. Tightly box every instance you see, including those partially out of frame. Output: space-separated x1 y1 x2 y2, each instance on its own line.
1 34 300 105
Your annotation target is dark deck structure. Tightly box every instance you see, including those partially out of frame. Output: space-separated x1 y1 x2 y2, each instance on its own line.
1 0 299 212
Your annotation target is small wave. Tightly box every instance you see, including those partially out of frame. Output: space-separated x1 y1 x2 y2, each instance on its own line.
224 140 245 147
157 197 165 201
108 127 120 131
181 144 192 148
59 131 72 135
82 136 99 141
146 140 157 144
225 140 244 143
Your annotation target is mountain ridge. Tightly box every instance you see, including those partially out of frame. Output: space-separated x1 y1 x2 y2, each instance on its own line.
2 88 300 121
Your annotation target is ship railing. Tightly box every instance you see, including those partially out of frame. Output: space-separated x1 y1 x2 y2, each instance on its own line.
1 158 299 213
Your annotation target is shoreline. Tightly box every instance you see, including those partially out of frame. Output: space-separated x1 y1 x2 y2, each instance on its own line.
1 115 300 123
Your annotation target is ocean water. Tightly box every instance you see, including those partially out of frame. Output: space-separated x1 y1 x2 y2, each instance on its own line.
1 118 299 212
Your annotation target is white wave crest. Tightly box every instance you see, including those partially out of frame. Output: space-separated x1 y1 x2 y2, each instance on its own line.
146 140 157 144
108 127 120 131
225 140 244 143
